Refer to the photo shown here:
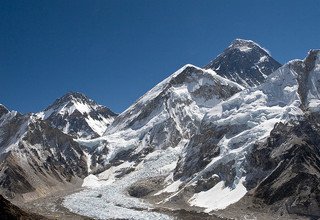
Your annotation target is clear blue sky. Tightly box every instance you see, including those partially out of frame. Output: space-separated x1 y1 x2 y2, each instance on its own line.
1 0 320 113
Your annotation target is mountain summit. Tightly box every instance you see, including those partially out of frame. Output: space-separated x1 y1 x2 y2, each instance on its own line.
37 92 117 139
204 39 281 87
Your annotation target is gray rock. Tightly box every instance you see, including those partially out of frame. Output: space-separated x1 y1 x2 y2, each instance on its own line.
247 113 320 217
205 39 282 87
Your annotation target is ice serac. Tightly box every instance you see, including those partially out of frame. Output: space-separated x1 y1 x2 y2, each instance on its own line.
37 92 117 139
204 39 282 87
91 64 243 169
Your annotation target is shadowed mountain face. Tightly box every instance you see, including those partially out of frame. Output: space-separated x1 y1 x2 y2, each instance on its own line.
0 194 47 220
205 39 282 87
0 105 9 118
248 114 320 217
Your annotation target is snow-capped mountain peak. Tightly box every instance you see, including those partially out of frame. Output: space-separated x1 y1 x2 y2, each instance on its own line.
42 92 101 118
204 39 282 87
106 64 242 134
37 92 117 139
89 64 243 170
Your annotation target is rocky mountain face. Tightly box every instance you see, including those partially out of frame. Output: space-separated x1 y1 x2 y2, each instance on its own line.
0 93 116 201
249 114 320 217
0 109 88 201
37 92 117 139
0 104 9 118
204 39 282 87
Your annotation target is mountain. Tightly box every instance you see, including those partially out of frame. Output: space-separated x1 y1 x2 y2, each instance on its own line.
37 92 117 139
249 114 320 217
64 49 320 220
0 107 88 201
0 93 116 201
90 64 243 170
204 39 282 87
169 49 320 218
63 64 244 220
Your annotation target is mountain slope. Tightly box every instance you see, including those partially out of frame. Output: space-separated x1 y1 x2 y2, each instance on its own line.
90 64 243 169
249 114 320 217
0 194 47 220
204 39 281 87
37 92 117 139
0 108 88 201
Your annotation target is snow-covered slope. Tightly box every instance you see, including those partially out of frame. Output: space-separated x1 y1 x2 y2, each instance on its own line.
90 64 243 169
37 92 117 139
205 39 281 87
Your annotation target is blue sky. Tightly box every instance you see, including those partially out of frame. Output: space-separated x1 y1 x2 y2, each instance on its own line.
1 0 320 113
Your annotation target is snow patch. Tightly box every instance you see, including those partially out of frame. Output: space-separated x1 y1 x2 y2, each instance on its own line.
82 174 101 188
238 45 252 52
189 178 247 212
155 180 183 195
